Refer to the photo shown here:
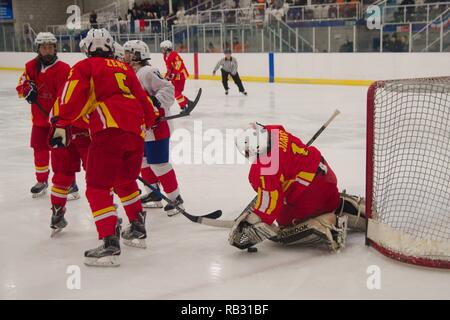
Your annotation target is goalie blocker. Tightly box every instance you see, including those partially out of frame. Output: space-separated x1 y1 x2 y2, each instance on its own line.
229 123 366 251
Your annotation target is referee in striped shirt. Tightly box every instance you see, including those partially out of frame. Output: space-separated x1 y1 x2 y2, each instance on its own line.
213 49 247 96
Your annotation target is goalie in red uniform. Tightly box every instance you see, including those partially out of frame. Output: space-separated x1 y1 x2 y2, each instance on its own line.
160 40 195 112
229 123 355 252
16 32 77 198
50 29 158 267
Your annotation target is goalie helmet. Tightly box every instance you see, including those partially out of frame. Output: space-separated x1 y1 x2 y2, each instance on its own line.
235 122 270 160
160 40 173 50
84 28 114 57
123 40 151 63
113 42 125 60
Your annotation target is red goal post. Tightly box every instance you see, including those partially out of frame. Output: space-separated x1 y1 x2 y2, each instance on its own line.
366 77 450 269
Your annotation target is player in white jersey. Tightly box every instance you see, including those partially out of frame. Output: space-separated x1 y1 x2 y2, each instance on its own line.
123 40 184 216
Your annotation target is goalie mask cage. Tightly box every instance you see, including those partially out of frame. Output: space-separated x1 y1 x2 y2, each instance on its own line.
366 76 450 269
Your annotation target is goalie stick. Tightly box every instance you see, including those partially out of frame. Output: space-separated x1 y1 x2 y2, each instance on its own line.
197 109 342 228
137 176 222 223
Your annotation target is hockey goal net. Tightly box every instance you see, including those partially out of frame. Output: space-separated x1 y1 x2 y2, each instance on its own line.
366 77 450 269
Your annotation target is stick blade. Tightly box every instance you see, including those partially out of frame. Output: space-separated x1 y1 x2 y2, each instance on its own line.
204 209 222 219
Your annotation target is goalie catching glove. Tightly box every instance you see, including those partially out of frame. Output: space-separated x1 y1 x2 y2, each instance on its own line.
228 209 279 250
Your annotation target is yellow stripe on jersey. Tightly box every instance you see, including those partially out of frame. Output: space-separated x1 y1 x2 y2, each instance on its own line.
93 206 117 218
98 102 118 128
266 190 279 215
298 171 315 182
255 187 263 211
120 191 140 203
72 78 98 122
64 80 79 104
260 176 266 189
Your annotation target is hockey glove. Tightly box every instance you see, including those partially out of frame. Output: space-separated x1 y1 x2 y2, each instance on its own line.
24 80 38 104
49 118 72 148
228 210 278 250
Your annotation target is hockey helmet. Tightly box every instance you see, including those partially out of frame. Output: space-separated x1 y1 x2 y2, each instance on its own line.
235 122 270 159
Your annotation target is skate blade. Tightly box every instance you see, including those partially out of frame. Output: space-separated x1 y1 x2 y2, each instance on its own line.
142 201 163 209
166 206 184 217
166 210 180 217
32 189 47 198
123 238 147 249
67 192 80 201
50 228 64 238
84 255 120 267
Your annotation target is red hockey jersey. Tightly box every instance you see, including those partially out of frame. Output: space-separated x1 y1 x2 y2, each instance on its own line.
163 51 189 81
16 58 70 127
249 125 322 225
55 57 158 138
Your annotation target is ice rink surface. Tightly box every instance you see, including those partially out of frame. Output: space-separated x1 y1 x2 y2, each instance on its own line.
0 71 449 300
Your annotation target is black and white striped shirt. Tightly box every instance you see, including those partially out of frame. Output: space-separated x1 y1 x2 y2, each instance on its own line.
213 57 238 75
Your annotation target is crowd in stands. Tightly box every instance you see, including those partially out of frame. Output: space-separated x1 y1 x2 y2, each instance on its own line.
383 33 409 52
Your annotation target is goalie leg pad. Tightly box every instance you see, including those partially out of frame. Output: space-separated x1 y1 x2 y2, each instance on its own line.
277 212 347 252
336 191 366 232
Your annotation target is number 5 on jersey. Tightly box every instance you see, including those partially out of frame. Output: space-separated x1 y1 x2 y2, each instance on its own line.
114 73 135 99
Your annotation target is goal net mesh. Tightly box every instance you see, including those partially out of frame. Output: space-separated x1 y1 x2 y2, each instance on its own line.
366 77 450 268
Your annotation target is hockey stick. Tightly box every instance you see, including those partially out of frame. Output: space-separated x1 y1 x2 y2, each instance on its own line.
137 176 222 223
34 100 49 117
160 88 202 122
198 109 342 229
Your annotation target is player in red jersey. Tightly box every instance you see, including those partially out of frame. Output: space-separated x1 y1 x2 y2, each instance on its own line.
50 29 159 267
48 81 91 237
160 40 195 112
16 32 73 198
228 123 349 251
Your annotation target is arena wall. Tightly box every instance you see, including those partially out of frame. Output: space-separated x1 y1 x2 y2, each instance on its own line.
1 52 449 86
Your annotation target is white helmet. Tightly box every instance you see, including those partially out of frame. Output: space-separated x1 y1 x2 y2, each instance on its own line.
235 123 270 159
160 40 173 50
35 32 57 46
113 42 125 60
84 28 114 55
123 40 151 61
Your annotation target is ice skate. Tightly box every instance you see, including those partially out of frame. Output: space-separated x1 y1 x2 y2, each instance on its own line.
122 211 147 249
140 191 163 208
164 195 184 217
67 182 80 201
84 235 121 267
50 205 67 237
31 181 48 198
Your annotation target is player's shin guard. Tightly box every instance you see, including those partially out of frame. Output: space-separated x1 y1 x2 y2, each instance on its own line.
34 149 50 183
86 186 118 239
116 183 143 223
51 174 73 208
152 163 183 216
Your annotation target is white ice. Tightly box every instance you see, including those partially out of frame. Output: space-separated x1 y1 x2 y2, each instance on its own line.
0 71 449 300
